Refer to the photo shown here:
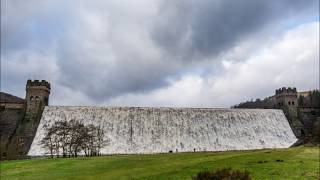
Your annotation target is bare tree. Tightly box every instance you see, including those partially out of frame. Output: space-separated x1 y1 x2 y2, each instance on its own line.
41 120 107 158
87 124 97 156
96 125 106 156
55 120 71 157
72 121 86 157
41 126 56 158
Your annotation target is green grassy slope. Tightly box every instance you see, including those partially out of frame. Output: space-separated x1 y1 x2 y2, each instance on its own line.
1 147 319 180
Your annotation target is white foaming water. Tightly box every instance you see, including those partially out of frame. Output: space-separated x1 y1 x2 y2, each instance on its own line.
28 106 297 155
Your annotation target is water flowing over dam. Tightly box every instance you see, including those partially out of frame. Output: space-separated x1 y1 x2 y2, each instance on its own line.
28 106 297 155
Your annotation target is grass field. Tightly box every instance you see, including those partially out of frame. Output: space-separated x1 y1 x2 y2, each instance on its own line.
1 146 319 180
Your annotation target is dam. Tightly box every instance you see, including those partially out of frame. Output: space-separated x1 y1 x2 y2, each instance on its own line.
28 106 297 156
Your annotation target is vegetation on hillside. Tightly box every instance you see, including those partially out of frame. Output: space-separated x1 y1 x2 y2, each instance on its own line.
298 90 320 107
233 89 320 109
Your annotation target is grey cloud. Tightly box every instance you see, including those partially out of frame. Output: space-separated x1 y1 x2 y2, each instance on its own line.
49 1 180 101
1 0 318 105
2 0 171 101
152 0 318 59
1 0 69 54
56 47 175 101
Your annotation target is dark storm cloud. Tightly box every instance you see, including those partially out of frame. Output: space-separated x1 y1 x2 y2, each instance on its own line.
152 0 318 59
1 0 175 102
1 0 318 104
56 44 174 101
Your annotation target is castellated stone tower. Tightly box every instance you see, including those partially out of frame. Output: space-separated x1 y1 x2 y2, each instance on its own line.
275 87 298 116
24 80 51 124
7 80 50 159
275 87 303 137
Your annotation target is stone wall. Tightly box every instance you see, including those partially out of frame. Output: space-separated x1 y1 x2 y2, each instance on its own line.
298 107 320 135
0 106 25 159
29 106 297 156
0 80 51 160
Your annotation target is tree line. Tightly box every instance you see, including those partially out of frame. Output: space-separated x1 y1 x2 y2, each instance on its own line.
233 90 320 109
298 90 320 107
41 120 108 158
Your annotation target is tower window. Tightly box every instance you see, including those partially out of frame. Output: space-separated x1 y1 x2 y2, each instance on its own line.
35 96 39 100
30 96 34 101
288 101 291 105
44 97 48 104
292 101 295 105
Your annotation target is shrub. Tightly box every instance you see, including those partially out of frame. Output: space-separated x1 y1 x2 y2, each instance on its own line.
257 160 268 164
192 168 251 180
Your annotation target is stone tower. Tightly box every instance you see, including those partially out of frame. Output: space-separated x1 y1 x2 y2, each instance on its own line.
275 87 303 137
7 80 50 159
275 87 298 116
24 80 51 124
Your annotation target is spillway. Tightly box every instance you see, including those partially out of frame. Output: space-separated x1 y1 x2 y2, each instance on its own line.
28 106 297 155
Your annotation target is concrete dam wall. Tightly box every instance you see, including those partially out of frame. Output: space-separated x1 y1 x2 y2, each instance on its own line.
28 106 297 155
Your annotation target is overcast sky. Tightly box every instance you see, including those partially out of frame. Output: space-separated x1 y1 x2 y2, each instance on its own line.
1 0 319 107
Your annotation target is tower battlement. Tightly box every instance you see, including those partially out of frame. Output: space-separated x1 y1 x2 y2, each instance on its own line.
275 87 297 95
26 80 51 91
